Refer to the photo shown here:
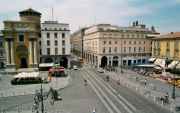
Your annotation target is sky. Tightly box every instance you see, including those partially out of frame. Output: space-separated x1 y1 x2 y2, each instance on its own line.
0 0 180 34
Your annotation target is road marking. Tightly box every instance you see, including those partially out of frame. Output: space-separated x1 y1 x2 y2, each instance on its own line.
91 68 138 112
82 70 121 113
88 69 135 113
81 71 114 113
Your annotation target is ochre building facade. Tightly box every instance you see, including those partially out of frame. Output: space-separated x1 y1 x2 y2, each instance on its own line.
2 8 41 71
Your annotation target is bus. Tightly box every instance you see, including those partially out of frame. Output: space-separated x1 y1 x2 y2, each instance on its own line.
39 63 54 71
48 66 67 79
11 72 42 85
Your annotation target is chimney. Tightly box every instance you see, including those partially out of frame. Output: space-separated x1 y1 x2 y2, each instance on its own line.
135 20 138 26
151 26 156 32
132 22 135 26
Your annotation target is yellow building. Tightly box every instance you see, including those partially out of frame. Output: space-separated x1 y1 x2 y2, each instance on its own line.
2 8 41 72
152 32 180 60
152 32 180 68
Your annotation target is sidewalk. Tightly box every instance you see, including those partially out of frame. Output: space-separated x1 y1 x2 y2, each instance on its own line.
105 68 178 112
0 73 71 98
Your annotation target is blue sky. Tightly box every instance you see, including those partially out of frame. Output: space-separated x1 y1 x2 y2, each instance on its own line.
0 0 179 34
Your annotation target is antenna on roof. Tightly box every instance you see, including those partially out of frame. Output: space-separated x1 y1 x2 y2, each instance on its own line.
52 7 54 21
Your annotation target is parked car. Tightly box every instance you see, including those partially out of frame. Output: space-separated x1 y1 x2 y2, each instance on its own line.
73 65 78 70
97 68 104 73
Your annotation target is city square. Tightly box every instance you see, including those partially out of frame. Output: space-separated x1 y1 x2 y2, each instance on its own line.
0 0 180 113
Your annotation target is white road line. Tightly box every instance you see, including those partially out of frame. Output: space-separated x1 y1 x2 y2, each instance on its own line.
88 70 134 113
92 69 138 112
81 71 114 113
83 70 122 113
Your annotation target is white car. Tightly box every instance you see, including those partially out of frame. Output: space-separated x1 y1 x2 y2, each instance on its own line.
73 65 78 70
97 68 104 73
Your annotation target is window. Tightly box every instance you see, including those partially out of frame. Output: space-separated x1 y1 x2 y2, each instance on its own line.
103 41 106 44
55 48 58 55
129 47 131 52
124 41 126 44
124 47 126 53
134 47 136 52
139 47 141 52
62 33 65 38
139 41 141 44
0 42 3 47
122 34 124 38
109 47 111 53
134 41 136 44
129 41 131 44
132 34 135 38
47 33 50 38
62 48 65 54
54 33 58 38
143 47 145 52
47 40 50 46
47 48 50 55
144 41 145 44
109 41 111 45
45 28 47 30
19 34 24 42
114 47 117 53
55 40 58 46
39 41 41 46
62 40 65 46
103 47 105 53
40 49 42 55
115 41 117 44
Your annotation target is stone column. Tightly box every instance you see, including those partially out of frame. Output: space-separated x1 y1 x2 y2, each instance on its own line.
5 41 10 65
10 41 14 65
97 56 101 68
34 41 37 64
28 41 32 65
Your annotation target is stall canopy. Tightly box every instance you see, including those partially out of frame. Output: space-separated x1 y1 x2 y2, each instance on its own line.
14 72 40 78
39 63 54 67
154 58 166 68
168 61 179 69
148 58 156 63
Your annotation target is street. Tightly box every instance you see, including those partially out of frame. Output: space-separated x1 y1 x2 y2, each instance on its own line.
0 66 171 113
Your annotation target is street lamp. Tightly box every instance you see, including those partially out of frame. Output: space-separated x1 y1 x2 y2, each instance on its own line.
172 67 176 100
120 39 123 74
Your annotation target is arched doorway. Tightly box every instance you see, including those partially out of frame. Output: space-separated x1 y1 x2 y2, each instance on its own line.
101 56 108 68
60 57 68 68
113 56 118 67
45 58 53 63
20 58 27 68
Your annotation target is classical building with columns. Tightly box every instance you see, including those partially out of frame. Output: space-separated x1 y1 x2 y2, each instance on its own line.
0 31 6 68
2 8 41 72
83 22 159 68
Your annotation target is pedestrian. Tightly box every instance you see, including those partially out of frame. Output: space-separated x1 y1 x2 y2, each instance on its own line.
144 79 147 86
165 92 169 104
92 108 96 113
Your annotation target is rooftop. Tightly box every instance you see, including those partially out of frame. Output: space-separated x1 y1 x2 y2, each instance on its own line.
154 32 180 39
19 8 41 16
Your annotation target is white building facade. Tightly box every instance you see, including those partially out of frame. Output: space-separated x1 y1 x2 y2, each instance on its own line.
40 21 71 68
83 23 159 68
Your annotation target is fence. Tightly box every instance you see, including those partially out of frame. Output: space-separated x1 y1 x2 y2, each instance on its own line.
107 71 174 112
